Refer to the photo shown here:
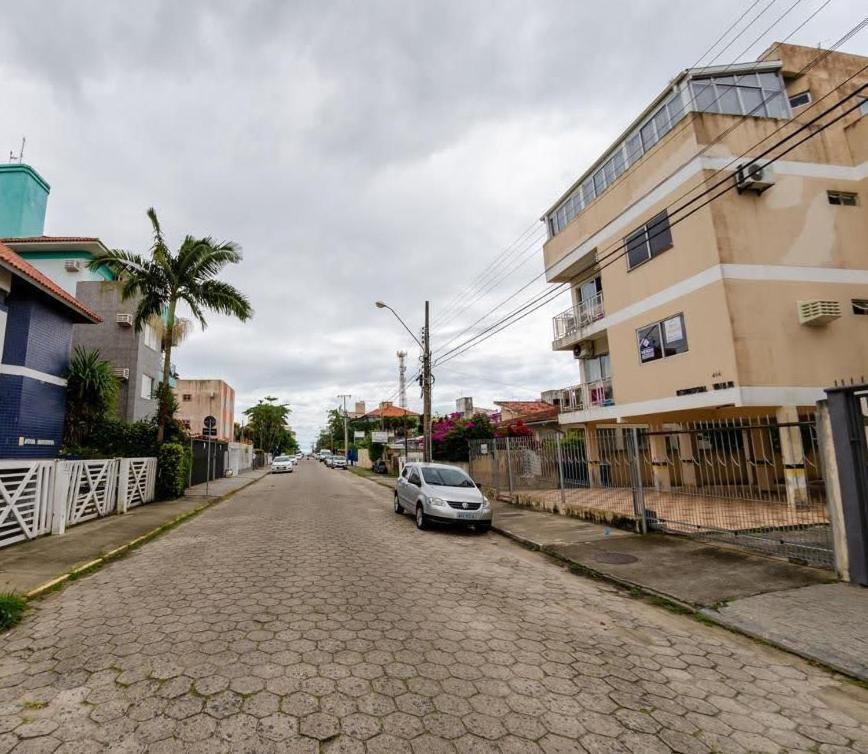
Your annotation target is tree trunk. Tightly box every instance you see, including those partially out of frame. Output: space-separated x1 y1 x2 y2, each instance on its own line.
156 300 176 443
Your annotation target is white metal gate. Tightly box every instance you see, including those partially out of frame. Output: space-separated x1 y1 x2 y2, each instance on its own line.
0 461 54 548
119 457 157 511
59 459 120 528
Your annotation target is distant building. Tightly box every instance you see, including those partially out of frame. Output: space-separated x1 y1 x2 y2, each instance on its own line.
0 162 173 420
174 379 235 441
0 244 100 458
360 401 419 421
454 396 497 419
494 400 556 422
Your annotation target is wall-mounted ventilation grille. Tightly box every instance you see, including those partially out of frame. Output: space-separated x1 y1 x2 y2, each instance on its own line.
797 300 841 326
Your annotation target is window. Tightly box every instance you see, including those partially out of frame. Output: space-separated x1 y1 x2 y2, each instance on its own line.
421 467 474 487
828 191 858 206
182 393 192 402
853 299 868 315
141 375 154 400
625 210 673 269
860 99 868 117
408 471 421 486
637 314 688 364
789 91 811 109
143 323 160 350
691 70 788 119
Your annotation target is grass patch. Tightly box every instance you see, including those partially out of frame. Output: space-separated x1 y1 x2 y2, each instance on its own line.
0 593 26 632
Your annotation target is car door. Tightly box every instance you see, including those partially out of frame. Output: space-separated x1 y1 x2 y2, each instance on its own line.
397 465 411 508
406 467 423 510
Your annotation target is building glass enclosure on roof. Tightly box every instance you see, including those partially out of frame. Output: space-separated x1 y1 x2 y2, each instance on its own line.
546 66 789 238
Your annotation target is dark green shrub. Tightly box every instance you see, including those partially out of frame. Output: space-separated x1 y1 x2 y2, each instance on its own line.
0 593 25 632
156 443 191 500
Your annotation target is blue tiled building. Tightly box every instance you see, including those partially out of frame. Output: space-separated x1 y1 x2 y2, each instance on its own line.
0 245 100 458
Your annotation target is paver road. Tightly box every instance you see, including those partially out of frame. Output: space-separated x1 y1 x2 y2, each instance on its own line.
1 461 866 753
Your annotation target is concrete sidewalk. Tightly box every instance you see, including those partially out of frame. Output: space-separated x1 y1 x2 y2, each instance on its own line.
0 467 269 596
491 499 868 682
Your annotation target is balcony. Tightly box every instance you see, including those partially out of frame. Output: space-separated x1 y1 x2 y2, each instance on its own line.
557 377 615 414
552 291 605 350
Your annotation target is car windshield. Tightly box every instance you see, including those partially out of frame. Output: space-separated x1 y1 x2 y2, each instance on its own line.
421 467 475 487
274 456 291 462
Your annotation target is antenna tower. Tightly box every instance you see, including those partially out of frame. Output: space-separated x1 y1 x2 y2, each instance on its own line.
397 351 408 409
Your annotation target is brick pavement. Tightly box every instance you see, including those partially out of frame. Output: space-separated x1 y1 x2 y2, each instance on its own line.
0 460 866 752
705 582 868 682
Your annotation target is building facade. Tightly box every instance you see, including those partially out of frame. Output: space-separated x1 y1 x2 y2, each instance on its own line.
71 281 164 422
174 379 235 441
0 245 100 458
541 43 867 449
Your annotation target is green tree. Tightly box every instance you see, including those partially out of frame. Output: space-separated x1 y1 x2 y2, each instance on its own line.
64 346 119 447
90 208 253 442
244 397 292 454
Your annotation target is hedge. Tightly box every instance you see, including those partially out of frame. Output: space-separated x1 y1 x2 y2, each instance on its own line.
156 443 191 501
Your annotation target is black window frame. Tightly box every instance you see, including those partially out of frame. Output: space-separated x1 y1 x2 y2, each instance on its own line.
625 210 673 270
827 190 858 206
637 313 688 364
788 90 811 109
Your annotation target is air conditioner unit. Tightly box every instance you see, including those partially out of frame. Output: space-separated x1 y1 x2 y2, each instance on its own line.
64 259 83 272
112 367 130 380
116 313 133 326
573 341 595 360
736 163 775 194
798 300 841 326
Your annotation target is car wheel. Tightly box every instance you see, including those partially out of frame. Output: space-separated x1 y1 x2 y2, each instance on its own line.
475 523 491 533
394 495 403 514
415 504 427 530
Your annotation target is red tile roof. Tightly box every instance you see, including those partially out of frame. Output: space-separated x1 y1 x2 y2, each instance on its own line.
510 405 559 424
362 405 420 419
494 400 554 414
0 244 101 323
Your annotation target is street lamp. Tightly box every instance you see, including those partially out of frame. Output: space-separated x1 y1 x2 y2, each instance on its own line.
375 300 432 462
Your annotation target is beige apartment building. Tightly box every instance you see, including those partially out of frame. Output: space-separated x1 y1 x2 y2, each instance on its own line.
544 43 867 437
173 378 235 441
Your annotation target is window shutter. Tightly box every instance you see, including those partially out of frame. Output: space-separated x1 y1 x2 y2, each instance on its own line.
647 211 672 257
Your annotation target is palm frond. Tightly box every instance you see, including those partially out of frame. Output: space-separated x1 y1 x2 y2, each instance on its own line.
147 207 172 268
189 279 253 323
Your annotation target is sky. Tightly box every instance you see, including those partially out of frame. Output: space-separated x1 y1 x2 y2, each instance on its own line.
1 0 865 450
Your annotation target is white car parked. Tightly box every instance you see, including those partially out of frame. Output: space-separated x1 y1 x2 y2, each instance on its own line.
394 462 491 532
271 455 294 473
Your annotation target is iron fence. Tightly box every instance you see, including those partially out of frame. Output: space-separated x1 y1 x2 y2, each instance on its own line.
469 414 834 568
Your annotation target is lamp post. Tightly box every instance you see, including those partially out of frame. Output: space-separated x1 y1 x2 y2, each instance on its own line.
375 300 432 462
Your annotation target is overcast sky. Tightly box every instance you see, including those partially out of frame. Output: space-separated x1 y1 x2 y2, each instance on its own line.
1 0 864 449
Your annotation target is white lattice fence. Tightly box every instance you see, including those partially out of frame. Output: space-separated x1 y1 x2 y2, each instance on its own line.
55 459 121 532
118 457 157 512
0 461 54 548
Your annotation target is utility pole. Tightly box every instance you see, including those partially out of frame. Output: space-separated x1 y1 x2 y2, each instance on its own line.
422 301 432 463
337 394 351 457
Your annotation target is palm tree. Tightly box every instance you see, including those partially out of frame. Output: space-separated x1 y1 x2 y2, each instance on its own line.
65 346 119 446
91 208 253 441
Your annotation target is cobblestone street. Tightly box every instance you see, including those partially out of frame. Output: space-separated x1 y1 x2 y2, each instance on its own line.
1 461 866 753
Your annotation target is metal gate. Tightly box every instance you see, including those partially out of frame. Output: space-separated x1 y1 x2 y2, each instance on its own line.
636 417 833 568
469 414 834 569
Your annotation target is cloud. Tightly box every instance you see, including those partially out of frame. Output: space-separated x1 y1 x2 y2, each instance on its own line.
1 0 864 448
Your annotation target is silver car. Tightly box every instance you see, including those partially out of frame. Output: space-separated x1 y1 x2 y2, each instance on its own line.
394 462 492 532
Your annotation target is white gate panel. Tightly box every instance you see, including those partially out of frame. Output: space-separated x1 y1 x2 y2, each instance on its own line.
59 459 120 528
0 461 54 548
118 457 157 512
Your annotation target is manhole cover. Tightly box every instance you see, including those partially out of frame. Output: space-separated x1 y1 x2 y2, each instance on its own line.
592 551 639 565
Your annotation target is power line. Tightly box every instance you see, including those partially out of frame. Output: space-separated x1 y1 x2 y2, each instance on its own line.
433 23 866 364
434 79 868 367
432 3 832 357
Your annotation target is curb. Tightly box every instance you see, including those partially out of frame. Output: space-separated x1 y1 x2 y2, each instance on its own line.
492 522 866 685
24 472 268 601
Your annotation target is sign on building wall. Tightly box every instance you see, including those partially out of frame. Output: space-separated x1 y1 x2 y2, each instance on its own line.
371 431 389 443
354 431 365 440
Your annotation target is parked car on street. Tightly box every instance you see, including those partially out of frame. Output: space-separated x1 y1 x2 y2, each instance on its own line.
372 458 388 474
271 455 294 474
332 455 348 469
324 455 335 467
394 462 491 532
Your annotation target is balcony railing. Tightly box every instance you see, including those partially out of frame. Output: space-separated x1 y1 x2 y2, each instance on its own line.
552 291 605 345
557 377 615 413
